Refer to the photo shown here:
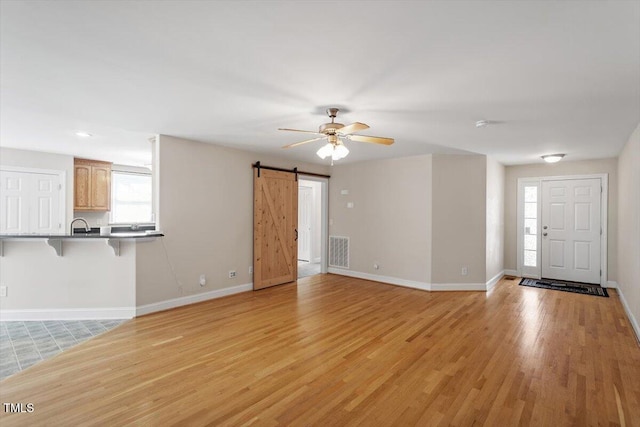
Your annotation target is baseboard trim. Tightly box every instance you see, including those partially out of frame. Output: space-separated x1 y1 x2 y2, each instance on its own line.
327 268 492 292
136 283 253 316
504 269 518 277
615 284 640 344
327 268 431 291
486 271 505 291
431 283 487 291
0 307 136 321
606 281 618 289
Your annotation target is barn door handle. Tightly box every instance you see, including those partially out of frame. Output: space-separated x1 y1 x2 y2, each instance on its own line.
295 229 298 241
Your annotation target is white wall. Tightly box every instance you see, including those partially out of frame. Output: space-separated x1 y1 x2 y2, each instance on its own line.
0 240 136 319
135 135 329 307
486 157 505 282
431 154 487 285
328 155 432 286
0 147 74 226
328 153 503 290
504 158 618 280
617 123 640 339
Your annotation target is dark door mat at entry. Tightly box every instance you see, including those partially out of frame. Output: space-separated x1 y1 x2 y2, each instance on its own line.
519 278 609 297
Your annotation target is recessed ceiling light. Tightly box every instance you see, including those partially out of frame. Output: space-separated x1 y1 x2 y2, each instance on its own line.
475 120 489 128
541 154 565 163
75 131 92 138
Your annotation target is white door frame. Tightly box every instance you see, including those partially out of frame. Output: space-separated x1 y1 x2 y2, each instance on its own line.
516 173 608 286
298 175 329 274
0 165 67 234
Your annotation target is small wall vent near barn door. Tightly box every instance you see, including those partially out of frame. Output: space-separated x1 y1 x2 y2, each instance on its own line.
329 236 349 268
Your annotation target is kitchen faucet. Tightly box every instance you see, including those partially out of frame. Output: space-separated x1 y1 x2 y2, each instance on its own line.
70 217 91 235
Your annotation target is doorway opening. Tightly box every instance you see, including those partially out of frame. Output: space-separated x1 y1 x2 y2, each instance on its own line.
298 177 327 278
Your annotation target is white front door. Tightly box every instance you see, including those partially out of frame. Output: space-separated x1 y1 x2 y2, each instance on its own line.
0 170 63 234
541 178 601 284
297 185 312 262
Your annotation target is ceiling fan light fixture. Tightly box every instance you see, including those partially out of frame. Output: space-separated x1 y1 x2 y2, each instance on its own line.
316 142 350 161
333 143 349 160
542 153 565 163
281 107 393 159
316 143 334 160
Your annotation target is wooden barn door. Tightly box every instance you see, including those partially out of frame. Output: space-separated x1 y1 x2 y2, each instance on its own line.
253 168 298 290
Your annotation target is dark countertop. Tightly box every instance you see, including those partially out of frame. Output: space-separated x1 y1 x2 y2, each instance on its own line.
0 231 163 239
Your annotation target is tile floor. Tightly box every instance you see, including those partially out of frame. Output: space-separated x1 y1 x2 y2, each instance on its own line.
298 260 321 278
0 320 126 381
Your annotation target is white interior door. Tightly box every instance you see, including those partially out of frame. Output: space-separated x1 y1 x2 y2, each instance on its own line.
297 185 312 262
541 178 601 284
0 171 30 234
31 173 62 234
0 170 63 234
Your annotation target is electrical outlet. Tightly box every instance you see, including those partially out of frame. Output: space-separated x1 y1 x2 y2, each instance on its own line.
373 263 379 270
0 286 7 297
199 274 206 287
229 270 236 279
461 267 468 276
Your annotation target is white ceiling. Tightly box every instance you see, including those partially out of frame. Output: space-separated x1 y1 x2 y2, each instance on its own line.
1 1 639 167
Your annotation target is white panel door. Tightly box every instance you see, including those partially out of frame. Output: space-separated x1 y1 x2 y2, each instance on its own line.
0 171 30 234
297 185 312 262
541 178 601 284
0 170 63 234
31 174 62 234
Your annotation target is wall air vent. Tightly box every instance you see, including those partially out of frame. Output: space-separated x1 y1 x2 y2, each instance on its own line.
329 236 349 269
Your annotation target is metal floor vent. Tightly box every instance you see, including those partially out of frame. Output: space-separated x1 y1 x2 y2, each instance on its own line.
329 236 349 269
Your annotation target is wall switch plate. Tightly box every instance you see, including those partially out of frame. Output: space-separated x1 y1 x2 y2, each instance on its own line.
0 286 7 297
347 202 354 208
249 266 253 274
461 267 468 276
341 189 349 195
229 270 236 279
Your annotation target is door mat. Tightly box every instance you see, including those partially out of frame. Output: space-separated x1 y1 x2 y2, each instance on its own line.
519 278 609 297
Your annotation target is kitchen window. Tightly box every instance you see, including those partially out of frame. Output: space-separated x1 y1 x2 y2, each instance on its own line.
110 171 152 224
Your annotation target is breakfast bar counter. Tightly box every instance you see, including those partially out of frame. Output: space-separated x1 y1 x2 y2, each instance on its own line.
0 230 164 256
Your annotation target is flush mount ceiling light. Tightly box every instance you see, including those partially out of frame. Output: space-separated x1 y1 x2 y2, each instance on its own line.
541 154 565 163
75 131 92 138
475 120 489 128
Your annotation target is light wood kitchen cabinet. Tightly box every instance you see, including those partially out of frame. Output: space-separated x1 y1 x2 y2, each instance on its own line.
74 158 112 211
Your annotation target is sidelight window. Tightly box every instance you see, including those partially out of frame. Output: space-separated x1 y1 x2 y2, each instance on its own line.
523 186 538 267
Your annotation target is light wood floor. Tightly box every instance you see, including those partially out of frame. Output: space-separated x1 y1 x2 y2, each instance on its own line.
1 275 638 426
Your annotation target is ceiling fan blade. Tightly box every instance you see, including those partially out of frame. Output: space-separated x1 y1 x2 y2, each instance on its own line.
349 134 395 145
278 128 324 135
282 136 326 149
337 122 369 135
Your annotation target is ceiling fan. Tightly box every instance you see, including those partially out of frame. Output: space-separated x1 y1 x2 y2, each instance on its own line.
279 108 394 163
